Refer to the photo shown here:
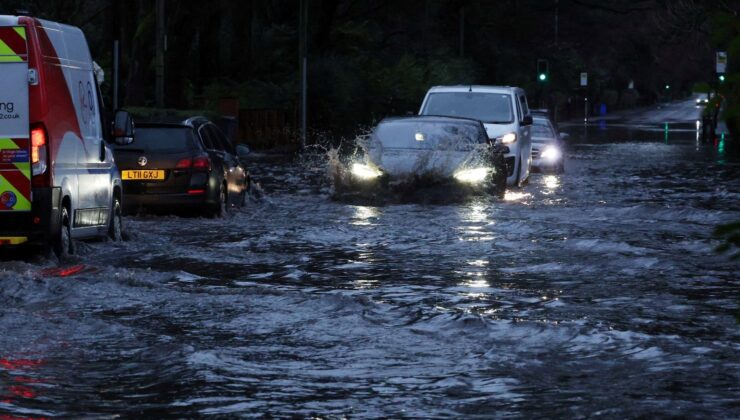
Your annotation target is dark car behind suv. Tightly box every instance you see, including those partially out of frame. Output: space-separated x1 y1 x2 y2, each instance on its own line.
112 117 250 216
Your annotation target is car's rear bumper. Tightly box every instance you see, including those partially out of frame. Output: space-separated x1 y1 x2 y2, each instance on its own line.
123 190 217 213
0 187 61 248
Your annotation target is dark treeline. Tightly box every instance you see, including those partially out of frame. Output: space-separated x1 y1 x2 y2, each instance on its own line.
2 0 737 139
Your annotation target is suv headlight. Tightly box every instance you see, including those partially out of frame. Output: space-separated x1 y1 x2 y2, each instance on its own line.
540 145 561 161
351 163 382 179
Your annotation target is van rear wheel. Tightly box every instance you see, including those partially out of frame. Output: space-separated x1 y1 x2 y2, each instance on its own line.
54 206 74 261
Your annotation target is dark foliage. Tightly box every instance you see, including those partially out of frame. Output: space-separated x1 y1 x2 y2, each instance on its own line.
1 0 737 140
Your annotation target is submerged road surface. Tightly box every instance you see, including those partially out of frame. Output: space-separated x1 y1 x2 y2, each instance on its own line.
1 99 738 417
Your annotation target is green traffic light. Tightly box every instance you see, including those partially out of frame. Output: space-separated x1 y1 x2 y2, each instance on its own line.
538 73 547 82
665 84 670 90
719 74 726 83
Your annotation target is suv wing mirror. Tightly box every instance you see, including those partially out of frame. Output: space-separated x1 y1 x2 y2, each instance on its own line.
522 115 533 126
112 110 135 145
236 144 251 159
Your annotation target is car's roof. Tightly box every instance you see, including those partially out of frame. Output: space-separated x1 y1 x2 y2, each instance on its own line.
379 115 485 127
136 122 191 129
135 116 210 128
426 85 524 95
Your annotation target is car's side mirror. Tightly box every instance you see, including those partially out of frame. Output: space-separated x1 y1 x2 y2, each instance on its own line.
112 110 134 145
522 115 533 126
236 144 250 159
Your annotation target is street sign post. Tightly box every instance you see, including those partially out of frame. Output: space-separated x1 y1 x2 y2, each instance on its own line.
716 51 727 74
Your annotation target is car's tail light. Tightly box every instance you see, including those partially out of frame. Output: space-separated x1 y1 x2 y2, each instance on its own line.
175 158 192 168
30 124 50 187
175 156 210 171
192 156 211 171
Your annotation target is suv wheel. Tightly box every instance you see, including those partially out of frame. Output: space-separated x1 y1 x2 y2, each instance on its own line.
213 183 227 218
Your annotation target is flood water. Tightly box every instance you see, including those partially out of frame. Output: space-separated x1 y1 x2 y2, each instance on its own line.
1 104 739 417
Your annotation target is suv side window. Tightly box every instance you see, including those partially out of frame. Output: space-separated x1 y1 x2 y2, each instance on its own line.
518 95 530 121
207 124 234 154
198 124 216 150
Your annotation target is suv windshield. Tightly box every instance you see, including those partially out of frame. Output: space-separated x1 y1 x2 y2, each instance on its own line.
371 120 483 151
532 119 555 138
421 92 514 123
116 127 196 151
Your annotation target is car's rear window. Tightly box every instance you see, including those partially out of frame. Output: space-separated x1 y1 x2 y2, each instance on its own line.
371 120 484 151
421 92 514 124
116 127 197 151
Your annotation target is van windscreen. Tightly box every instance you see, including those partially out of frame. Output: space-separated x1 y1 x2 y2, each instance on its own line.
422 92 514 124
116 127 196 151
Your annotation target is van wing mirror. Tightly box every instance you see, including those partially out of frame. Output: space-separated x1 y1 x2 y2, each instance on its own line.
522 115 533 126
112 110 134 145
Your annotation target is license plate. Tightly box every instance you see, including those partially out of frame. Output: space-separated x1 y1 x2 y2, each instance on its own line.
122 170 165 181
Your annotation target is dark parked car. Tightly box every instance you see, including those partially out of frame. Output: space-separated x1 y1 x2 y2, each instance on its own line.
335 116 507 198
112 117 250 216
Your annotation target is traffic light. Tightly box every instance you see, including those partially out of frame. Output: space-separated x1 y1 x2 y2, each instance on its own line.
537 59 549 82
719 74 726 84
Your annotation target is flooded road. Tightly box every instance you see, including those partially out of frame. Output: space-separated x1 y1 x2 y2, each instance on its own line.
1 101 739 417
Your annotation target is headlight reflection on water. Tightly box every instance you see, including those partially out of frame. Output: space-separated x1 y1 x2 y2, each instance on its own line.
544 175 560 190
458 204 495 241
352 205 380 226
503 191 532 202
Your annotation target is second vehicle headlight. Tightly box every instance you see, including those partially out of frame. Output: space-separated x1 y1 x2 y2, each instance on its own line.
351 163 382 179
454 167 490 184
540 145 562 161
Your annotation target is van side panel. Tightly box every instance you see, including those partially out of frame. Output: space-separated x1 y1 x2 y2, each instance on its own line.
25 18 82 218
37 19 110 229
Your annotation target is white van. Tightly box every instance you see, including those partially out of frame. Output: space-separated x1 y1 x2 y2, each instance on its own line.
0 15 134 259
419 85 533 186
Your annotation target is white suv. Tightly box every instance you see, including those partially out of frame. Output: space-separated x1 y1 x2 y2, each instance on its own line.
419 86 533 186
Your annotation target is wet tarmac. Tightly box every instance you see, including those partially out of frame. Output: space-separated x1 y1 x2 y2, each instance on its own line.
1 100 738 418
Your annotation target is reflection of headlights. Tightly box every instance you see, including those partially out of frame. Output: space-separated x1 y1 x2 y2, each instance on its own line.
454 167 490 183
351 163 382 179
541 145 562 161
498 132 517 144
